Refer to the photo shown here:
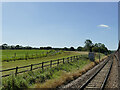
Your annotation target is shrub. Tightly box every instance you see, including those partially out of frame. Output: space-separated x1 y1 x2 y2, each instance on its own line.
2 74 28 90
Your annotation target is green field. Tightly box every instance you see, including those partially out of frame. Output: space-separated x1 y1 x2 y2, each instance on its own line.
1 50 105 70
1 51 106 77
2 56 90 89
2 49 62 62
2 52 107 89
1 51 89 77
2 51 88 69
1 50 107 89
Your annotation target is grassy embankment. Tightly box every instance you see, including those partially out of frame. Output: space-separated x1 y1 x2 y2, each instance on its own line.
2 51 87 76
33 52 107 88
1 51 107 89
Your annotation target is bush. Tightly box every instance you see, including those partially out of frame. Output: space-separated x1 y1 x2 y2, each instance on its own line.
2 75 28 90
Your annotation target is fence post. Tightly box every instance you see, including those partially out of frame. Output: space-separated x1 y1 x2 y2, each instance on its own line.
30 64 33 71
42 62 44 71
71 57 72 62
50 60 52 68
67 57 69 63
57 59 59 66
76 56 77 60
15 67 18 76
74 56 76 60
63 58 65 64
76 56 78 60
71 56 73 62
73 56 74 61
74 56 75 61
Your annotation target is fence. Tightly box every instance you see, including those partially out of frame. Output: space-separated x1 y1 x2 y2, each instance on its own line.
1 55 82 77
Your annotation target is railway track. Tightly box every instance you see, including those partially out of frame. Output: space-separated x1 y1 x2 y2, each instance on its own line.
80 55 113 90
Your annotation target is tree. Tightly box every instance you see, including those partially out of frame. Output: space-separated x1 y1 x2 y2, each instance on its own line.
0 46 2 49
2 44 8 49
70 47 75 51
92 43 108 54
46 46 52 50
25 46 32 49
15 45 20 49
11 45 15 50
92 47 99 52
63 47 68 51
77 46 83 51
84 39 93 52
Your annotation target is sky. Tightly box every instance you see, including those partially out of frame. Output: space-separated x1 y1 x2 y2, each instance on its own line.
2 2 118 50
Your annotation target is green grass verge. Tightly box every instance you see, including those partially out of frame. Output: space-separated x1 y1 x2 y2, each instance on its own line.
2 51 87 77
1 55 89 89
1 51 105 78
2 53 106 89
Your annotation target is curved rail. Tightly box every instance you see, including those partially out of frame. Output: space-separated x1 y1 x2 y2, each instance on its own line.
80 56 113 89
101 57 113 89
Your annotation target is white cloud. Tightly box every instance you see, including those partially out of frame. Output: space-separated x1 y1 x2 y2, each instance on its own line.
98 24 110 28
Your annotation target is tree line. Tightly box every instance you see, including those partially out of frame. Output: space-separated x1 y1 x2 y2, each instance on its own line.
0 39 112 54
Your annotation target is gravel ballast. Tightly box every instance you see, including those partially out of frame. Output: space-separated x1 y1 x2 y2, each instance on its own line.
58 58 108 89
105 56 118 88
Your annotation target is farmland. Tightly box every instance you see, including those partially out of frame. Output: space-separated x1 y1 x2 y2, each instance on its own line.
2 50 88 70
2 49 62 62
1 50 107 89
1 49 108 89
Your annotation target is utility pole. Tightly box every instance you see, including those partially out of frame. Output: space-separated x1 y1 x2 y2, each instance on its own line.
98 44 100 63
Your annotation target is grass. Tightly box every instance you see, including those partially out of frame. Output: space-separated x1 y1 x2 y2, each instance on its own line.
1 53 107 89
2 51 88 76
2 49 63 62
2 55 90 89
1 51 105 77
2 50 48 61
2 51 87 69
34 55 107 88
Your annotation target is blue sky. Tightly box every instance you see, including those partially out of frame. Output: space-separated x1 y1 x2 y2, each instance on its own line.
2 2 118 50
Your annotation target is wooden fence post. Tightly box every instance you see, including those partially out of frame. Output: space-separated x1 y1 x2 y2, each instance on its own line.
71 56 73 62
30 64 33 71
74 56 75 61
67 57 69 63
74 56 76 60
15 67 18 76
14 53 16 61
76 56 77 60
71 57 72 62
42 62 44 71
50 60 52 68
63 58 65 64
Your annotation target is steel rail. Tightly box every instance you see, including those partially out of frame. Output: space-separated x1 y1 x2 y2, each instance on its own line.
80 56 111 90
101 57 113 89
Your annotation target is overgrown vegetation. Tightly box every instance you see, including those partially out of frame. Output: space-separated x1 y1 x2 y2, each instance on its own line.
2 54 106 89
